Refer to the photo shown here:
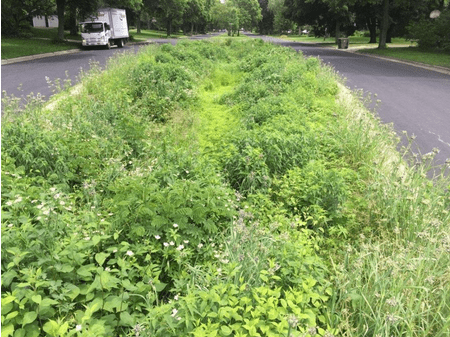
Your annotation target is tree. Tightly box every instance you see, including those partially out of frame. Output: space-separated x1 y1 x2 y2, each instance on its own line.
258 0 274 34
1 0 54 36
232 0 262 31
268 0 295 34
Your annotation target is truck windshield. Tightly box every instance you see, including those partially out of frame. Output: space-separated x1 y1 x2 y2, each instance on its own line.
82 23 104 33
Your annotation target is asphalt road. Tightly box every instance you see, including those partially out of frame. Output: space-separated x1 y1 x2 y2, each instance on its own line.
2 33 450 168
247 34 450 167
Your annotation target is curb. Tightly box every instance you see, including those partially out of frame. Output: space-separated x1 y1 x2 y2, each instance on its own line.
2 49 82 65
1 40 155 65
327 46 450 76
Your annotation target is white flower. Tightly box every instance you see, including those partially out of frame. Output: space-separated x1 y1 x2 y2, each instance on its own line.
59 201 65 206
6 201 13 206
113 249 118 253
171 308 178 317
169 241 175 246
84 237 90 241
176 245 184 251
8 224 13 228
50 187 57 192
183 240 189 244
163 242 169 247
43 210 50 215
126 250 134 256
173 224 178 228
31 200 37 203
76 324 82 331
54 193 60 199
174 294 179 301
198 243 203 249
105 267 111 271
155 235 161 240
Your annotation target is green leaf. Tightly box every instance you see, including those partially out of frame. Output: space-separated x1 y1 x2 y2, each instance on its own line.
64 284 80 300
1 324 14 337
154 282 167 293
31 295 42 304
43 320 59 336
40 298 58 307
2 270 18 287
103 295 122 312
220 326 233 336
22 311 37 327
119 311 135 327
5 311 18 320
95 252 109 266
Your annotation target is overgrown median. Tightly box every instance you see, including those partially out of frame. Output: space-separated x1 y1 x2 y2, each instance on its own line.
2 38 449 337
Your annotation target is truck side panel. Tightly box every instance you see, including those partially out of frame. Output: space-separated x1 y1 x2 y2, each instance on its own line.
110 9 129 39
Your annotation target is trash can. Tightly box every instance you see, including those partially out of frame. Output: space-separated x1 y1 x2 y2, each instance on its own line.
338 38 349 49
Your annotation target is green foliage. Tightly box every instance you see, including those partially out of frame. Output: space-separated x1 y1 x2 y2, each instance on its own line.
408 9 450 52
3 38 449 337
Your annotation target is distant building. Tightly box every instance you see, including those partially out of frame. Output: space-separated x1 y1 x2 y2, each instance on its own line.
33 15 59 28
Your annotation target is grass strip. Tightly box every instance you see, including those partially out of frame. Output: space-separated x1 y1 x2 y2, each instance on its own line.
1 38 80 59
358 46 450 69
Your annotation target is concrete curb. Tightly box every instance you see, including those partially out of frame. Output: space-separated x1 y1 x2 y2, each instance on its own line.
1 40 154 66
324 45 450 76
2 49 82 65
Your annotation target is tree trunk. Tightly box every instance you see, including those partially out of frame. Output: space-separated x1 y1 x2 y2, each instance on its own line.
167 16 172 36
136 11 141 34
191 22 194 35
56 0 66 41
367 17 377 43
335 19 341 44
378 0 389 49
68 3 77 36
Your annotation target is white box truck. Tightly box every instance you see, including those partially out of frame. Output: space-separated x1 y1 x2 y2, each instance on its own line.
80 8 129 49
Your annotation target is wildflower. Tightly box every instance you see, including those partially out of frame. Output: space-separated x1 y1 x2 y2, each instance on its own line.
386 297 398 307
54 193 61 199
113 249 118 253
126 250 134 256
173 223 178 228
50 187 57 192
176 245 184 251
171 308 178 317
174 294 179 300
84 237 90 241
155 235 161 240
287 314 299 328
164 242 169 247
60 201 65 206
43 210 50 215
8 224 13 228
197 243 203 249
6 201 13 206
169 241 175 246
308 326 317 336
183 240 189 244
105 267 111 271
76 324 82 331
31 200 37 203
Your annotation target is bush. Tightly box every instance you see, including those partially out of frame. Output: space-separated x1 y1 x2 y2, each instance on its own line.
408 9 450 52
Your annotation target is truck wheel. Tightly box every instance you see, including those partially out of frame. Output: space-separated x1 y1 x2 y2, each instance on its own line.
106 40 111 49
117 39 124 48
